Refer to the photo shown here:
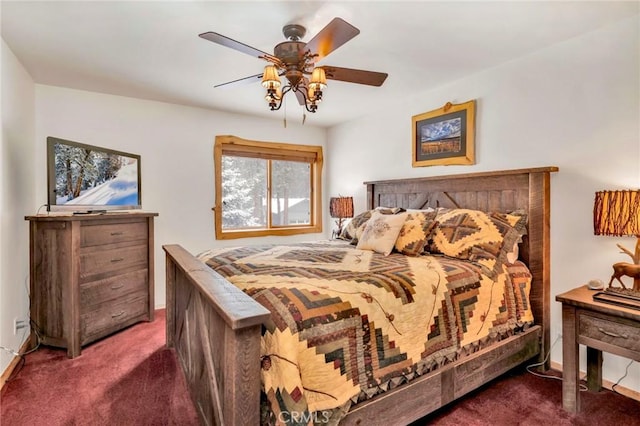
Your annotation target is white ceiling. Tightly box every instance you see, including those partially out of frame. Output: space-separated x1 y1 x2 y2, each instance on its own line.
2 1 638 128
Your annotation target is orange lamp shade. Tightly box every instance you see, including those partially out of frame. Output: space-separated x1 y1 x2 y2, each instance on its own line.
329 196 354 219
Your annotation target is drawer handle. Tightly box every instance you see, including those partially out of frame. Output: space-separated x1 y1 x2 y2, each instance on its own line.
598 327 628 339
110 232 124 236
111 311 125 319
110 284 125 290
111 258 124 263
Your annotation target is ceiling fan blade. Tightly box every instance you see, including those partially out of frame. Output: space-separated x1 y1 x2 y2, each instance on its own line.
294 88 306 106
305 18 360 62
199 32 280 63
320 66 388 87
214 73 263 89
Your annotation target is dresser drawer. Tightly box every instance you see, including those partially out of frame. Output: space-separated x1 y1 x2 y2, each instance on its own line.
80 244 148 281
80 269 148 308
81 221 148 247
81 291 149 344
579 312 640 353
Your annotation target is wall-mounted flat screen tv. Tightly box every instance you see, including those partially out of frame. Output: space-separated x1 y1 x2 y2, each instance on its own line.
47 136 142 212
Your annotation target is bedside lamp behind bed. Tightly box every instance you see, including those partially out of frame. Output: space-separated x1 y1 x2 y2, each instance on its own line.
329 196 354 239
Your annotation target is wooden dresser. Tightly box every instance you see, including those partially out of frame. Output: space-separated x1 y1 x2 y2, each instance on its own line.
26 212 158 358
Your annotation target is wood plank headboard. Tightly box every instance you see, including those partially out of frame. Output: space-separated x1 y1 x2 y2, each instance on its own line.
364 166 558 363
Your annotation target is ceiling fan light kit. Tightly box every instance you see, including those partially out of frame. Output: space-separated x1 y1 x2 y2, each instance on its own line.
200 17 388 114
261 63 327 113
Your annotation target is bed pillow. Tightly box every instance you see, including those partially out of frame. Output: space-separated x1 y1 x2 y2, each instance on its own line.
428 209 527 267
340 207 405 243
394 210 438 256
406 207 436 213
338 210 371 241
356 211 408 256
505 260 534 323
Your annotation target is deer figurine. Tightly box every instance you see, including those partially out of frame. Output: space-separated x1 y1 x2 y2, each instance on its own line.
608 262 640 292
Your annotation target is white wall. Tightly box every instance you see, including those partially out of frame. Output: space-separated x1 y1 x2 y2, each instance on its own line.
327 16 640 392
0 39 36 374
34 86 327 310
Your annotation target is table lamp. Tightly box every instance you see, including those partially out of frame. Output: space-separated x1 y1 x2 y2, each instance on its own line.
593 190 640 294
329 196 354 239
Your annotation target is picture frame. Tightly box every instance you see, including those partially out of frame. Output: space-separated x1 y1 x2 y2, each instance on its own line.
412 100 476 167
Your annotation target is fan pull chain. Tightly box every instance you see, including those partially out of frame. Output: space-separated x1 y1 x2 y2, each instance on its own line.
283 92 287 128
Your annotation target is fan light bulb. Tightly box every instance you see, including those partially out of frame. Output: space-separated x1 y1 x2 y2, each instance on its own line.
261 65 281 89
309 67 327 91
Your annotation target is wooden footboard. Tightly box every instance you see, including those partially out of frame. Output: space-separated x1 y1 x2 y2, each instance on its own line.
164 244 269 425
341 326 540 425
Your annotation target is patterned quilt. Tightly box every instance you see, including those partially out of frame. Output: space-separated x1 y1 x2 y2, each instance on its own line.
199 240 533 425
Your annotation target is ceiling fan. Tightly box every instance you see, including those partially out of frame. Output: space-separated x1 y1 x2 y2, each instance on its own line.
199 17 388 113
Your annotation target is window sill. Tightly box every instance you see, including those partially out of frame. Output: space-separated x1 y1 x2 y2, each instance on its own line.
216 225 322 240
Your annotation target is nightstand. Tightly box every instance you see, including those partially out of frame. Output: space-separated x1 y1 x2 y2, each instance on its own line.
556 285 640 412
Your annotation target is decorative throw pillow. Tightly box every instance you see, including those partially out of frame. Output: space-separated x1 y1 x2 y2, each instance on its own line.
504 210 526 263
394 210 438 256
339 210 371 241
356 211 408 256
340 207 405 243
505 260 534 323
428 209 527 267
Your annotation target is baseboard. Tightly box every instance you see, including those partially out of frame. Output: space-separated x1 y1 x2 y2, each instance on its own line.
549 361 640 402
0 338 31 391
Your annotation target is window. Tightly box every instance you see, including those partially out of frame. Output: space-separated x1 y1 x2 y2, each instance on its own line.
214 135 323 239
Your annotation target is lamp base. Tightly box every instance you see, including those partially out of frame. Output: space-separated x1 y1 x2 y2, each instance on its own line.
605 286 640 298
333 218 345 240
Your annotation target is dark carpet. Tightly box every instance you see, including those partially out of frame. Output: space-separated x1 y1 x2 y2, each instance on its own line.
1 310 198 425
1 310 638 425
419 365 640 426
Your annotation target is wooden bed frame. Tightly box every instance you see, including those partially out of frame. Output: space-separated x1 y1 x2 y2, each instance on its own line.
164 166 558 425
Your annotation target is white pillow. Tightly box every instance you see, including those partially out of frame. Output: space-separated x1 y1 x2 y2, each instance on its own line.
356 212 408 256
406 207 436 213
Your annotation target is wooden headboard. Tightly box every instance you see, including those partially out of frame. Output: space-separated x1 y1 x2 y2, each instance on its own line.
365 166 558 363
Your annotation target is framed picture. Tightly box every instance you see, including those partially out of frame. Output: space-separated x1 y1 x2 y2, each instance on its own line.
412 100 476 167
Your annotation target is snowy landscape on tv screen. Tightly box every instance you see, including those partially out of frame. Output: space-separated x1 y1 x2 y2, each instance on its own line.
54 143 139 206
